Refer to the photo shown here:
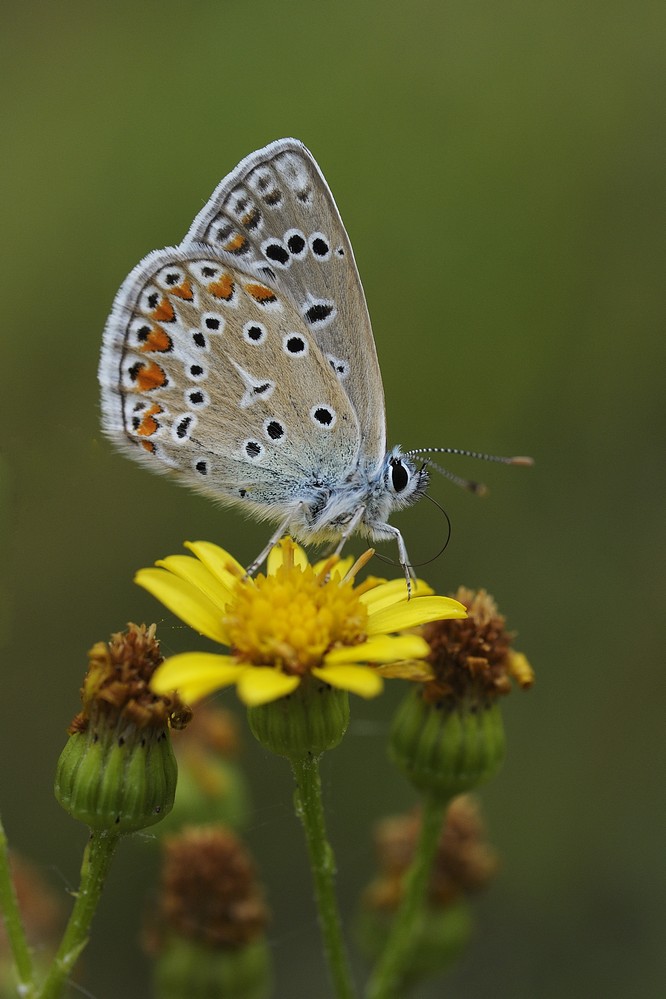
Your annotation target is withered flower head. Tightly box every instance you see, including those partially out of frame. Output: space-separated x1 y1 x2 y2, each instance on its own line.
365 796 498 913
55 624 187 832
69 622 191 734
158 826 269 949
421 587 534 708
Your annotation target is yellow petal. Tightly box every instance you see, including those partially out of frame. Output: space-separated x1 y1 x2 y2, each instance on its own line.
374 659 435 680
359 577 434 612
508 651 535 688
155 555 235 610
312 664 383 698
184 541 245 587
353 574 389 596
367 595 467 635
324 634 430 664
150 652 244 702
236 666 301 706
135 568 230 644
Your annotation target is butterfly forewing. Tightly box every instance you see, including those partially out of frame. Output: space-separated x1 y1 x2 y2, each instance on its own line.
99 244 361 514
183 138 387 471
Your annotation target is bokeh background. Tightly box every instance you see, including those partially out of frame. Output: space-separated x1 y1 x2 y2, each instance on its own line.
2 2 664 996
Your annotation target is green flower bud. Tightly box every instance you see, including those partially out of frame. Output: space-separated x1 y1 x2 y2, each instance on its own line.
54 624 190 833
55 720 178 833
390 689 505 799
391 587 533 799
247 675 349 761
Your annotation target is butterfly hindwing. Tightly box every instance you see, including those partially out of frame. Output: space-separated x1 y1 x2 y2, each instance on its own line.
99 244 361 516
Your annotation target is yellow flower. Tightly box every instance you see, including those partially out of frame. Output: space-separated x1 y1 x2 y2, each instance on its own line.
136 538 467 708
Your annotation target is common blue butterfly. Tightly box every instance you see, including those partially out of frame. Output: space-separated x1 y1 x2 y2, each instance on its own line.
99 139 530 581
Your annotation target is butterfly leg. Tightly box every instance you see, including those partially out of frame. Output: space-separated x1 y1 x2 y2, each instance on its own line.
336 513 416 596
395 529 417 598
332 506 366 557
375 523 417 597
245 513 294 578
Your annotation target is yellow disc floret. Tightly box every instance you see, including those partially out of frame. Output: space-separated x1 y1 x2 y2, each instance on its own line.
226 561 368 675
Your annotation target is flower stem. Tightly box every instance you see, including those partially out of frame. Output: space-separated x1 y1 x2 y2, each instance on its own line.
365 793 450 999
0 816 36 995
290 754 357 999
36 829 121 999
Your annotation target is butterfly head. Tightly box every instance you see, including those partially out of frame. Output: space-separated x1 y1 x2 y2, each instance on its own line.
384 446 430 513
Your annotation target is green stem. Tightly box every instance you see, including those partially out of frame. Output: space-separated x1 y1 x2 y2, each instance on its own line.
365 794 449 999
290 754 357 999
36 829 121 999
0 816 36 995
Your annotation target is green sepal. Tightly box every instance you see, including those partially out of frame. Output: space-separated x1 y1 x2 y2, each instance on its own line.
54 724 177 833
247 676 349 761
153 936 271 999
390 688 505 799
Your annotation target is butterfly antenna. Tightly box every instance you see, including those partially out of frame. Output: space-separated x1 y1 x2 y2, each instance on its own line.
405 447 533 496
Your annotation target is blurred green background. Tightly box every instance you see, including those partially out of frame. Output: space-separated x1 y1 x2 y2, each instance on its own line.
2 1 664 996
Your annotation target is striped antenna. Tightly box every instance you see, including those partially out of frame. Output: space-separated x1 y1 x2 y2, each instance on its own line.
405 447 534 496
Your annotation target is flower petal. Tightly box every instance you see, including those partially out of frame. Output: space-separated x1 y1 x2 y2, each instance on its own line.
508 650 535 688
353 574 389 596
184 541 245 587
324 634 430 665
135 568 230 644
359 577 434 612
366 595 467 635
312 664 383 698
150 652 244 702
236 666 301 706
155 554 235 610
374 659 435 680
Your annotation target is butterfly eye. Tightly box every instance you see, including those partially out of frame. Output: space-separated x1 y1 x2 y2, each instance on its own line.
390 458 410 493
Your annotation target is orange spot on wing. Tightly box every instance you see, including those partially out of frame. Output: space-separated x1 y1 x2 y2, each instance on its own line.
170 280 193 301
140 440 157 454
136 403 163 437
131 360 168 391
223 232 247 253
150 297 176 322
208 273 235 300
241 207 260 228
139 325 172 353
245 283 277 303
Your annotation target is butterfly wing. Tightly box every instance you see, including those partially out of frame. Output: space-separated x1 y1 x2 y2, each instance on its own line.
183 138 387 474
99 244 361 522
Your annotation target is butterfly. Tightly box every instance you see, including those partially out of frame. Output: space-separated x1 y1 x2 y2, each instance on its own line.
99 138 530 583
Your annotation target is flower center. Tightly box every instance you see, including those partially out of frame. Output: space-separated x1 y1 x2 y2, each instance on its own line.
225 562 368 674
